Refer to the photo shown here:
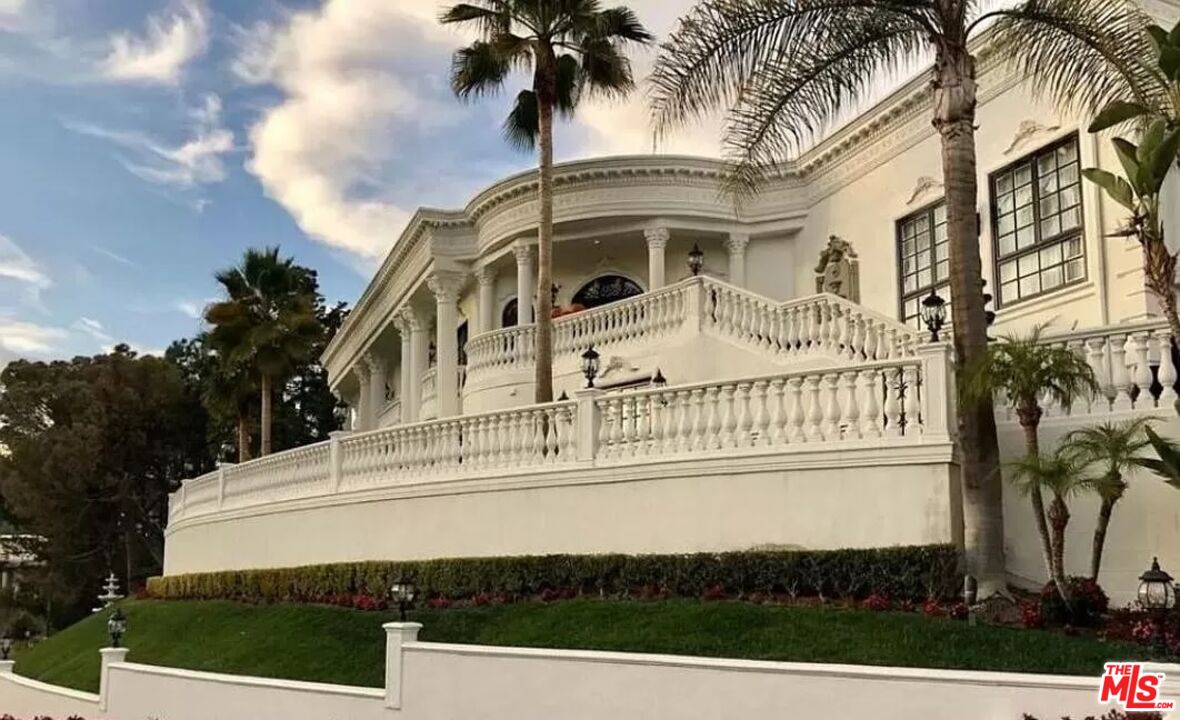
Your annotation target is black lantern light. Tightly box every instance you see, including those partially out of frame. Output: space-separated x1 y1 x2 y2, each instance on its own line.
0 632 13 661
687 243 704 277
1139 557 1176 653
107 608 127 648
391 576 417 623
920 289 947 342
652 368 667 388
581 346 601 388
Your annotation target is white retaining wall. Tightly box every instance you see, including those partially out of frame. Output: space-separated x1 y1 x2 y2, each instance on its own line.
0 627 1165 720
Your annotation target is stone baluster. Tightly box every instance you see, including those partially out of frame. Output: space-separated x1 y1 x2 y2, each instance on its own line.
719 385 737 448
1084 336 1110 414
860 369 882 437
840 371 861 440
903 365 922 436
804 375 824 441
883 368 902 437
787 377 806 442
736 382 755 447
768 378 787 445
821 373 841 440
1131 332 1155 409
1158 330 1178 406
750 380 770 447
689 388 707 452
1110 334 1133 412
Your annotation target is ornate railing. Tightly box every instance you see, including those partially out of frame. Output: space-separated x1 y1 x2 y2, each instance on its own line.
463 276 919 379
168 344 954 525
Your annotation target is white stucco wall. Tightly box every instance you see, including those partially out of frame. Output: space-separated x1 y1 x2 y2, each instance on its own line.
0 668 99 718
163 446 957 575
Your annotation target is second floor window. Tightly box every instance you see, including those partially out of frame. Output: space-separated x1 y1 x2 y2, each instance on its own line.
991 136 1085 306
897 201 949 329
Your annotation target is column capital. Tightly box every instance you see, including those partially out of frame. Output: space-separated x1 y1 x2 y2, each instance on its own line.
364 351 387 374
398 306 424 332
355 358 372 382
725 232 751 254
474 265 498 287
513 242 534 265
644 227 670 249
427 270 467 304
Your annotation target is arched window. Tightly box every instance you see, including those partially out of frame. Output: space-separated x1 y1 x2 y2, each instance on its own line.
501 298 518 328
572 275 643 310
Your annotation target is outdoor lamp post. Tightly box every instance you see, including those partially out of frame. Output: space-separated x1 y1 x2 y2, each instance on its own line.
1139 557 1176 653
391 576 417 623
1 632 13 661
920 289 947 342
687 243 704 277
107 608 127 648
581 346 600 389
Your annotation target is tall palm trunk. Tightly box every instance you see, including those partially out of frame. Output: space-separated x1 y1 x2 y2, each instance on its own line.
1017 406 1053 580
932 41 1005 595
533 48 557 404
1047 494 1072 603
260 374 273 457
236 409 252 463
1091 492 1117 581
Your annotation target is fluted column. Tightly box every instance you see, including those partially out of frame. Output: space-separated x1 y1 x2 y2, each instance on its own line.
726 232 750 288
514 242 535 325
392 313 413 423
475 266 497 334
354 361 373 431
645 228 669 290
400 307 428 423
365 352 387 429
429 270 467 418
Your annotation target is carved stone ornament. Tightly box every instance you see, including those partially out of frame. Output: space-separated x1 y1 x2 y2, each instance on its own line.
907 175 944 206
814 235 860 303
1004 120 1062 155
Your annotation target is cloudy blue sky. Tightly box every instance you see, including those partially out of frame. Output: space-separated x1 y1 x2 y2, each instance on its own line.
0 0 720 365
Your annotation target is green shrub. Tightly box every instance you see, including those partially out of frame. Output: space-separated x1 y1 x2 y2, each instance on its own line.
147 545 959 604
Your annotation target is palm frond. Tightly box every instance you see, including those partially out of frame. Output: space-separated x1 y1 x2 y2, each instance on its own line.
439 1 512 36
594 6 654 43
987 0 1167 117
579 38 635 99
450 41 514 100
960 322 1098 413
1133 426 1180 491
555 54 582 117
504 89 540 150
1008 450 1089 499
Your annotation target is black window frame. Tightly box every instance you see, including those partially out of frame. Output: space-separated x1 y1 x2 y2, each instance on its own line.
895 199 950 330
988 133 1086 308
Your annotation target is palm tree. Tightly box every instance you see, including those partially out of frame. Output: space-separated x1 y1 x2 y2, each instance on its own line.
205 248 323 457
962 324 1098 600
1062 418 1154 581
1008 449 1091 602
203 353 256 464
649 0 1151 597
441 0 653 404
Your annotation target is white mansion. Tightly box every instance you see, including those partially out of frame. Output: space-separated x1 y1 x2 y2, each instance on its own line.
163 34 1180 603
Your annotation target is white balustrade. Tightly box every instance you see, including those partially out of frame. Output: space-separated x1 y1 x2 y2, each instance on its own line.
220 441 331 510
177 470 219 518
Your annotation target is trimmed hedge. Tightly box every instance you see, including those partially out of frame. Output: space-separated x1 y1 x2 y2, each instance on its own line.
147 545 959 603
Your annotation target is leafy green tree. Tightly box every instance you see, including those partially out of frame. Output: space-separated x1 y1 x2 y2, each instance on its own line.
1062 418 1154 580
0 347 211 625
205 248 324 457
1008 450 1092 604
649 0 1152 596
441 0 653 404
962 324 1098 600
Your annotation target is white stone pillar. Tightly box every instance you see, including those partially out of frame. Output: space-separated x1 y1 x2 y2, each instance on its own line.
354 361 373 431
726 232 750 287
393 314 413 423
475 266 497 334
365 352 387 428
645 228 669 290
514 242 535 324
401 308 428 423
100 646 129 712
0 659 13 674
383 622 422 710
429 270 466 418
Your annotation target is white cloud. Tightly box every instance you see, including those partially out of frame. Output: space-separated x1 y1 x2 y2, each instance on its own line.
89 245 138 268
0 234 50 290
72 316 114 345
100 0 208 85
174 299 209 319
0 317 65 356
65 93 234 189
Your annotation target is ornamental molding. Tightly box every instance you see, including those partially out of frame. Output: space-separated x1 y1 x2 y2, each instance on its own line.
907 176 944 206
1003 119 1063 156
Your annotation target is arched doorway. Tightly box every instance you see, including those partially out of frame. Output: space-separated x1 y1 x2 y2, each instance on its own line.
501 298 518 328
572 275 643 310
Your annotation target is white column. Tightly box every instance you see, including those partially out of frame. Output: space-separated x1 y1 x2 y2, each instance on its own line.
645 228 669 290
429 270 466 418
393 314 413 423
514 242 535 324
354 361 373 431
99 647 129 712
365 352 386 428
475 266 497 334
726 232 750 287
383 622 422 710
400 307 428 423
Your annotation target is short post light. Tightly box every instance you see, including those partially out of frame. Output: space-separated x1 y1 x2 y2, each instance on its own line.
581 346 601 389
107 608 127 649
1 632 13 660
687 243 704 277
391 576 417 623
962 575 978 626
1140 557 1176 653
920 289 947 343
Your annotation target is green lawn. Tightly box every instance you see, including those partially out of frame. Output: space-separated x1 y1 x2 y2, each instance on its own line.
16 599 1147 693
